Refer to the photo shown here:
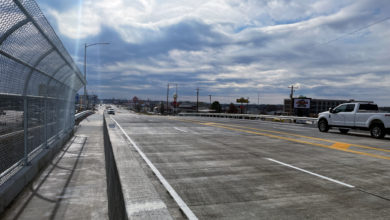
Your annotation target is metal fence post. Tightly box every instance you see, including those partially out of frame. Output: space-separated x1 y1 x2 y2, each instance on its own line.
44 98 48 149
23 96 29 166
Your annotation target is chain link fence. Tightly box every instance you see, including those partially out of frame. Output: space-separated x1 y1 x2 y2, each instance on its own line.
0 0 85 185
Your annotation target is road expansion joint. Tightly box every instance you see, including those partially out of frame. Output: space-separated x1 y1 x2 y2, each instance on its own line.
355 188 390 202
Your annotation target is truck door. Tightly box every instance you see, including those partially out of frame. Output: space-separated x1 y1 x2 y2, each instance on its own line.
342 104 356 127
330 104 347 126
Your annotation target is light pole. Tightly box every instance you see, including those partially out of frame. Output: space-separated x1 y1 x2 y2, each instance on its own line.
84 42 109 110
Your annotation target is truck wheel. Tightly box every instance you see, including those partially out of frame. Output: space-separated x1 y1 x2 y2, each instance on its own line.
339 129 349 134
318 119 329 132
370 124 385 139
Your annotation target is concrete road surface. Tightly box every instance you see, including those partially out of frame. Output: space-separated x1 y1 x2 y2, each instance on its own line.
111 108 390 219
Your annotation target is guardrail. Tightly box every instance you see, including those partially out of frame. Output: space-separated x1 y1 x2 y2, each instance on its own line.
178 113 318 125
75 110 93 121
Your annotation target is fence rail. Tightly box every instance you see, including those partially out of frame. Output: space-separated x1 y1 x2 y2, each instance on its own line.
0 0 85 186
178 113 318 124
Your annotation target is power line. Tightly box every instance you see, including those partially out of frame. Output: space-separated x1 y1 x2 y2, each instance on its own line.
314 16 390 47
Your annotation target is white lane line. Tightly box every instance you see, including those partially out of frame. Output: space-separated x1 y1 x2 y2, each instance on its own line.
110 116 198 220
174 127 187 133
265 158 355 188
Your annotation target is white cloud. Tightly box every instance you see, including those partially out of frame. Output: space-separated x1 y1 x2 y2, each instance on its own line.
42 0 390 105
48 0 352 42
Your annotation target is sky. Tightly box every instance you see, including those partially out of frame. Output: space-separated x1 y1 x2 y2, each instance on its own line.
35 0 390 105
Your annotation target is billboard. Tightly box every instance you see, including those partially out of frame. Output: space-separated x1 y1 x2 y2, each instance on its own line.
294 98 310 109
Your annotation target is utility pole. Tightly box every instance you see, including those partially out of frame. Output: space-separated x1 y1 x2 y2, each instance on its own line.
196 88 199 113
257 92 260 105
247 97 249 114
166 83 169 114
288 85 297 115
209 95 212 106
174 84 178 114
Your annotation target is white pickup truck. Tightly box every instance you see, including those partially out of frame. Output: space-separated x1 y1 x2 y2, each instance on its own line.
317 102 390 138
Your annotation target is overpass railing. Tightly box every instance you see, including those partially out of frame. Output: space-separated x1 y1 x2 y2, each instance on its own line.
0 0 85 186
178 113 318 125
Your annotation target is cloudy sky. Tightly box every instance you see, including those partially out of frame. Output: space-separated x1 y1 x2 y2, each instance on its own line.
36 0 390 105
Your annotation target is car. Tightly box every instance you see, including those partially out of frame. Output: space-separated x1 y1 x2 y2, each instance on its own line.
317 102 390 138
107 108 115 115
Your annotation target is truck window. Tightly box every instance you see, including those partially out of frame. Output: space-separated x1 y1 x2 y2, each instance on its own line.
333 104 347 113
345 104 355 112
359 104 378 111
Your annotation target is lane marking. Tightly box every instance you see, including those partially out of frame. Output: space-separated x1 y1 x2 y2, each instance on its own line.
200 122 216 126
172 118 390 161
174 127 187 133
176 118 390 153
221 122 390 153
330 142 351 150
265 158 355 188
110 116 198 220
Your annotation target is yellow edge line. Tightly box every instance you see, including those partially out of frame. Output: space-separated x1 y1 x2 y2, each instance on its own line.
172 118 390 161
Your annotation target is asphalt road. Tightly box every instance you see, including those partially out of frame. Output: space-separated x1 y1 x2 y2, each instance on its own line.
111 108 390 219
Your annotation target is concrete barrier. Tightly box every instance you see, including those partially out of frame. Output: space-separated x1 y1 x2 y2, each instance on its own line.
103 115 173 219
102 115 128 220
178 113 317 125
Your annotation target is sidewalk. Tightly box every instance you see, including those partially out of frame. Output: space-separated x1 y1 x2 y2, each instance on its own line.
1 111 108 220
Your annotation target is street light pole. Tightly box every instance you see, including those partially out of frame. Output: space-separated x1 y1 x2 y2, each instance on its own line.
83 43 87 109
83 42 109 110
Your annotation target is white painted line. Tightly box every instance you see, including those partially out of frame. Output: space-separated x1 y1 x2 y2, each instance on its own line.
174 127 187 133
265 158 355 188
110 116 198 220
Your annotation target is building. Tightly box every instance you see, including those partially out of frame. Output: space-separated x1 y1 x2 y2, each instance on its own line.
284 98 372 117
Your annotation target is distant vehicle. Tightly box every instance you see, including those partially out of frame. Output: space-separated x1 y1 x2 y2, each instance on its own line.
107 108 115 115
317 102 390 138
